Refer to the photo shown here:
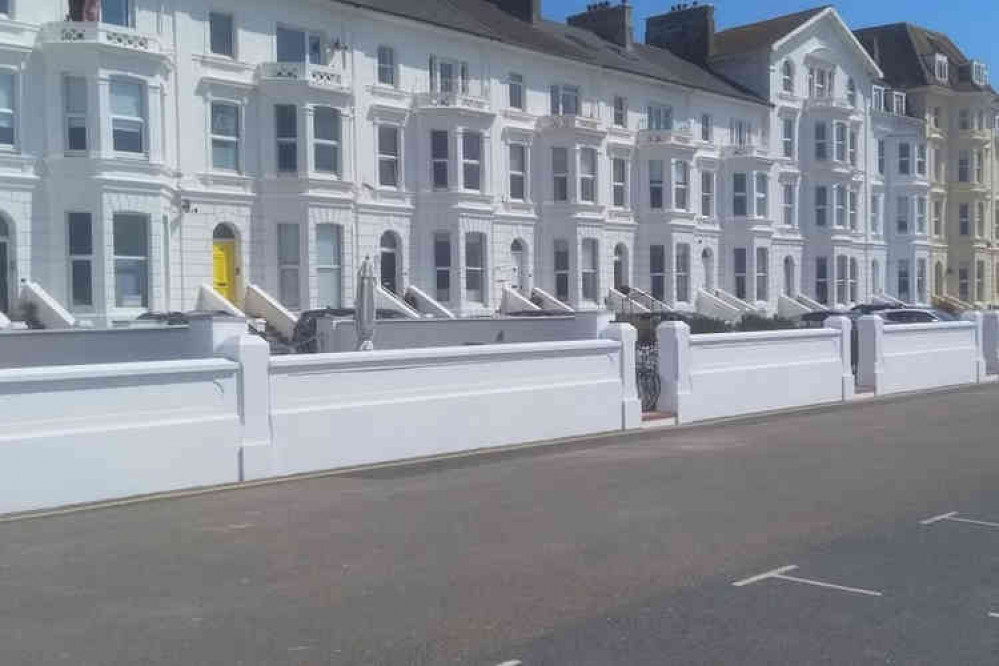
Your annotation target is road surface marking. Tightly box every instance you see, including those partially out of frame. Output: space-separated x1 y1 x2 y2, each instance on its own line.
920 511 959 525
495 661 522 666
733 565 799 587
988 612 999 619
733 564 882 597
921 511 999 530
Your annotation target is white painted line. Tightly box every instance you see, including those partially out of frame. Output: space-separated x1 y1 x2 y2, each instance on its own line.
732 565 798 587
947 516 999 529
495 661 522 666
988 612 999 619
774 573 883 597
920 511 959 525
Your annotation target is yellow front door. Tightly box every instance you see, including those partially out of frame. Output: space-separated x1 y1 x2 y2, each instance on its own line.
212 240 236 301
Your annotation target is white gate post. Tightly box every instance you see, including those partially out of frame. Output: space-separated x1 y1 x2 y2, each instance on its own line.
220 333 273 481
981 311 999 376
824 315 855 401
962 310 987 382
657 320 691 423
857 315 884 394
602 322 641 430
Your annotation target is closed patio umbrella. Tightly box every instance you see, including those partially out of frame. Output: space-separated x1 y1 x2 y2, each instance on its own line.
355 255 376 351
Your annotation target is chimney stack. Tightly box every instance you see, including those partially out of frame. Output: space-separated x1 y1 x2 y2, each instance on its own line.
646 2 715 64
567 1 634 50
485 0 541 24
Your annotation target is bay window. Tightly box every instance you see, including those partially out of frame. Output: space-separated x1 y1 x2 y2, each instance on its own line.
650 245 665 301
673 160 689 210
0 71 12 146
434 232 451 302
431 130 449 189
579 148 597 203
277 223 301 309
649 160 664 209
733 248 747 300
465 233 485 303
462 131 482 191
701 171 714 218
64 76 87 152
733 173 747 216
782 182 795 226
68 212 93 308
552 147 568 202
755 173 768 217
377 125 400 187
756 247 769 301
815 185 828 227
509 144 526 201
581 238 598 303
816 257 828 304
675 244 690 302
612 158 627 207
554 239 570 301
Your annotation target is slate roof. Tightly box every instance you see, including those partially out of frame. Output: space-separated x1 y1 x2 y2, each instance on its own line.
854 23 997 95
331 0 766 105
711 6 830 59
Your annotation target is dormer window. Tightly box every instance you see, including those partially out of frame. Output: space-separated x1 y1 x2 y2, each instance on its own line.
808 67 834 98
972 61 989 86
891 92 906 116
934 54 949 82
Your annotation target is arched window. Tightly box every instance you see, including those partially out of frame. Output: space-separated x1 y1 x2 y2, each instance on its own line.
782 60 794 94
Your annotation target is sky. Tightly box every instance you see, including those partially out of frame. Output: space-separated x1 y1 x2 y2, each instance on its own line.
544 0 999 74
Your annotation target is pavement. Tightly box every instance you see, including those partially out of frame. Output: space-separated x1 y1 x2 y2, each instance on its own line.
4 384 999 665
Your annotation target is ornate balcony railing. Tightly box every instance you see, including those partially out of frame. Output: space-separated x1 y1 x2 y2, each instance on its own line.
413 92 491 113
257 62 345 89
42 22 161 54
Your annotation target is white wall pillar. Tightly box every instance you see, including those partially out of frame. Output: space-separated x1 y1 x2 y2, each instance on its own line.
824 315 855 400
601 322 640 430
961 310 987 382
220 332 273 481
857 314 883 394
657 320 690 422
981 311 999 375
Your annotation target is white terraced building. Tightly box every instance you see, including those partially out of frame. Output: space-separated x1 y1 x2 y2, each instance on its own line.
0 0 994 327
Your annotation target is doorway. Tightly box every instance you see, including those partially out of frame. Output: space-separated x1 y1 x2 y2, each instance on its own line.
380 231 400 294
783 256 795 296
212 224 237 302
0 217 10 314
613 243 628 290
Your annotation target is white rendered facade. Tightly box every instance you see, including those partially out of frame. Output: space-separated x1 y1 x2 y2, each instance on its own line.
0 1 993 325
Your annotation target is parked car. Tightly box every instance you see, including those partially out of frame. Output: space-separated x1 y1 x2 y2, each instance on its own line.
875 308 943 324
850 303 899 315
798 310 853 328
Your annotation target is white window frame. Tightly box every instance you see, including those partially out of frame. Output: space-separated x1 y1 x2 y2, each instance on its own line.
276 25 325 65
377 124 400 188
581 238 598 303
612 157 627 208
64 75 87 153
872 86 884 112
312 106 341 176
781 60 794 93
274 103 298 174
675 243 690 302
67 211 94 309
935 54 949 82
673 160 689 211
701 171 714 218
461 130 482 192
916 143 926 176
377 46 396 87
815 185 827 227
112 212 149 309
433 231 452 302
871 193 882 234
834 121 846 162
756 247 769 302
649 160 664 210
210 100 241 173
782 182 795 227
897 195 909 234
508 72 524 110
834 185 846 227
465 232 486 303
316 223 343 309
849 188 858 230
646 104 673 131
431 129 449 190
898 142 910 175
554 239 570 301
754 172 768 218
209 11 235 58
579 147 597 203
277 222 301 309
814 122 827 161
877 139 885 175
977 201 986 237
701 113 712 142
782 117 794 158
549 84 580 116
509 143 527 201
959 203 970 236
552 147 569 202
613 95 627 127
732 173 747 216
649 245 666 301
916 196 927 234
110 78 145 155
933 199 943 236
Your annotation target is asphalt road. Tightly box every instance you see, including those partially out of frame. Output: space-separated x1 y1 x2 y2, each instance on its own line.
4 385 999 665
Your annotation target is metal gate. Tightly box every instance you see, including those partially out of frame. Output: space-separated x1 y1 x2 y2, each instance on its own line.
635 340 661 412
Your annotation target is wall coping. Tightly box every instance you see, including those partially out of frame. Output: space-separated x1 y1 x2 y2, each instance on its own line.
691 327 840 346
271 338 620 371
882 321 975 334
0 358 238 384
0 325 188 338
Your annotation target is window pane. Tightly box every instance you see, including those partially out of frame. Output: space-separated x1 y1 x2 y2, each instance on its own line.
212 140 238 171
112 119 143 153
67 117 87 151
110 81 142 118
278 224 300 266
316 224 340 266
275 105 297 138
115 259 147 307
101 0 129 26
276 27 306 63
379 159 398 187
315 144 337 173
378 125 398 156
314 107 339 141
277 143 297 172
552 147 567 173
212 103 239 138
113 214 147 257
510 144 525 173
431 130 449 159
210 12 234 56
64 77 86 115
71 259 93 307
279 268 300 308
68 212 92 255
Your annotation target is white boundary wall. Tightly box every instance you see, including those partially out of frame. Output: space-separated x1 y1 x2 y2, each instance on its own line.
0 358 242 514
263 336 632 478
657 317 853 424
857 314 984 395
